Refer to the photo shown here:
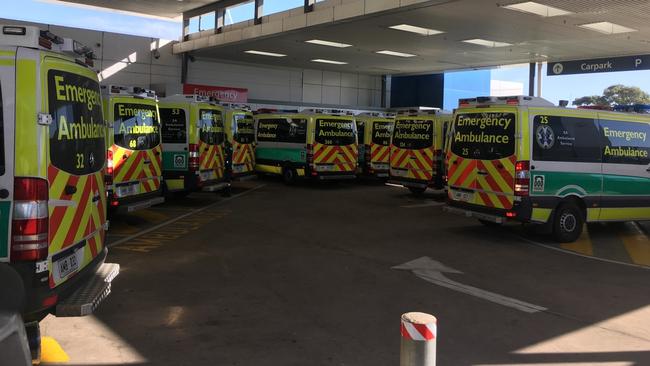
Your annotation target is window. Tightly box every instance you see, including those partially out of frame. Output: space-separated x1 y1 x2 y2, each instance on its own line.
315 119 355 145
600 120 650 165
198 109 225 145
0 82 4 175
371 121 393 146
225 1 254 25
450 112 515 160
532 115 601 163
48 69 105 175
256 118 307 143
113 103 160 150
199 12 215 31
392 119 434 150
160 108 187 144
234 114 255 144
356 121 365 145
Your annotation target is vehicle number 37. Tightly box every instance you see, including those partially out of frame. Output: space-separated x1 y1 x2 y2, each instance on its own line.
76 153 85 169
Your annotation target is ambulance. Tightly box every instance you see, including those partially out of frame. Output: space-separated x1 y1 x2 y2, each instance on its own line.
254 109 358 184
0 25 119 358
389 109 452 194
444 95 650 242
102 85 164 212
158 95 230 196
224 105 256 180
355 113 394 179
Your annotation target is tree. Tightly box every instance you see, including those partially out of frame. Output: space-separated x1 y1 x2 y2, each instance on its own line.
573 84 650 106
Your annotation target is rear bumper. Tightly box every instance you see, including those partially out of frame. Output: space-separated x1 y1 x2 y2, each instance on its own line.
312 172 356 181
201 180 231 192
231 171 257 181
13 246 108 322
389 177 428 189
110 191 164 213
443 205 506 224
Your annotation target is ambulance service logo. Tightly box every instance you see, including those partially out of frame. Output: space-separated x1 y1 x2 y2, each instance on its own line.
174 154 186 168
536 125 555 150
533 175 545 192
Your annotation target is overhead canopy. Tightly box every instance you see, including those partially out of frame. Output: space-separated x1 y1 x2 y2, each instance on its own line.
59 0 650 75
55 0 216 19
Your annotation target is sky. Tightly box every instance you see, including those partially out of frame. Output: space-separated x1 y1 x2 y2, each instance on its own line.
2 0 649 108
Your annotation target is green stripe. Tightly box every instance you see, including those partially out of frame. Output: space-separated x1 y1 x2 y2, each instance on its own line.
533 171 650 197
256 147 305 163
0 202 10 258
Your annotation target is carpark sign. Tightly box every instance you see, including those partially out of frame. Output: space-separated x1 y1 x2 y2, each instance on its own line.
548 55 650 76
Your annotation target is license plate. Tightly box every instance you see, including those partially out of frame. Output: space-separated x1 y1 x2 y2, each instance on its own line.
233 164 246 173
392 169 408 177
201 171 214 181
54 247 84 282
116 184 139 197
317 165 334 172
453 191 473 202
373 163 389 170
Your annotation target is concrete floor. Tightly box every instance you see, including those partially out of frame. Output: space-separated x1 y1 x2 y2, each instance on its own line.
41 179 650 366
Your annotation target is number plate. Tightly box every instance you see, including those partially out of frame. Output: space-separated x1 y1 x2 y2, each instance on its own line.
372 163 389 170
317 164 334 172
233 164 246 173
201 171 214 181
453 191 473 202
391 169 408 177
53 247 84 282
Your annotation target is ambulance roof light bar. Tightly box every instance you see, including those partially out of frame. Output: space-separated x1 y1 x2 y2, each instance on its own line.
222 103 252 112
356 111 394 118
613 104 650 114
458 95 555 108
253 108 300 115
393 107 441 116
101 85 157 100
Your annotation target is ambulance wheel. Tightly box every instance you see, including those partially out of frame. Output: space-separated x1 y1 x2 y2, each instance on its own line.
282 167 296 185
552 203 584 243
408 187 426 195
25 321 41 363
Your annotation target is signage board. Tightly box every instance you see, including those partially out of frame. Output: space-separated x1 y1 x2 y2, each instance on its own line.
183 83 248 103
548 55 650 76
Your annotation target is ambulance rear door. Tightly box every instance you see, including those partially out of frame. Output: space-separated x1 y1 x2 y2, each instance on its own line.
0 47 15 262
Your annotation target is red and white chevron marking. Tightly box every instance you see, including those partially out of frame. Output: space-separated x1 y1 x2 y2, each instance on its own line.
401 318 437 341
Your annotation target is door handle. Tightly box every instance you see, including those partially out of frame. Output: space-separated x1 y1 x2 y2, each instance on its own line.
122 154 128 160
477 171 488 176
144 160 152 164
647 167 650 172
155 151 161 156
92 195 100 203
65 185 77 195
0 189 8 199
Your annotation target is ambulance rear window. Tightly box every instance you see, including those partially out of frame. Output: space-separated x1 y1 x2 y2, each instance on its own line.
392 119 433 150
48 69 105 175
234 114 254 144
315 119 356 146
198 109 225 145
450 112 515 160
372 121 393 146
160 108 187 144
113 103 160 150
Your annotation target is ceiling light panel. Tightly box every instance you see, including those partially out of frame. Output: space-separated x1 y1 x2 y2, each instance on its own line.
311 59 348 65
389 24 444 36
501 2 572 17
578 22 637 34
245 50 286 57
462 39 512 48
305 39 352 48
376 50 417 58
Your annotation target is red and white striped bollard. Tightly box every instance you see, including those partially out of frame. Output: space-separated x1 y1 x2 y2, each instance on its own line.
400 312 437 366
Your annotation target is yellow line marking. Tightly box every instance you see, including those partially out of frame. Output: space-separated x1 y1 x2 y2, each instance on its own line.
621 222 650 266
41 337 69 363
561 224 594 256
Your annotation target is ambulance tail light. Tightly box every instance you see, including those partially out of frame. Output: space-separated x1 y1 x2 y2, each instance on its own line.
105 149 114 186
189 143 200 172
11 178 49 262
514 160 530 196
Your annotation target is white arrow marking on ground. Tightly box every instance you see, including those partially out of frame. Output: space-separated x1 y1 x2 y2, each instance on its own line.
392 257 548 314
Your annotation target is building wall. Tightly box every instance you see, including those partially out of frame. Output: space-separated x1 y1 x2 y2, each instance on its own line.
2 18 383 108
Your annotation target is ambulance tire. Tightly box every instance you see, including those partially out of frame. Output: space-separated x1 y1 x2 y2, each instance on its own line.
408 187 426 195
282 167 296 185
552 203 584 243
25 322 40 363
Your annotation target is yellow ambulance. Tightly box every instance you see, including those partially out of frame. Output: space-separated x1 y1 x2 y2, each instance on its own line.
102 85 164 212
444 95 650 242
389 109 452 194
224 105 256 180
355 113 394 179
158 95 230 196
0 25 119 359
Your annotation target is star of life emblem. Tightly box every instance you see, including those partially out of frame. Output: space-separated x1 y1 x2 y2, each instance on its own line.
536 125 555 150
